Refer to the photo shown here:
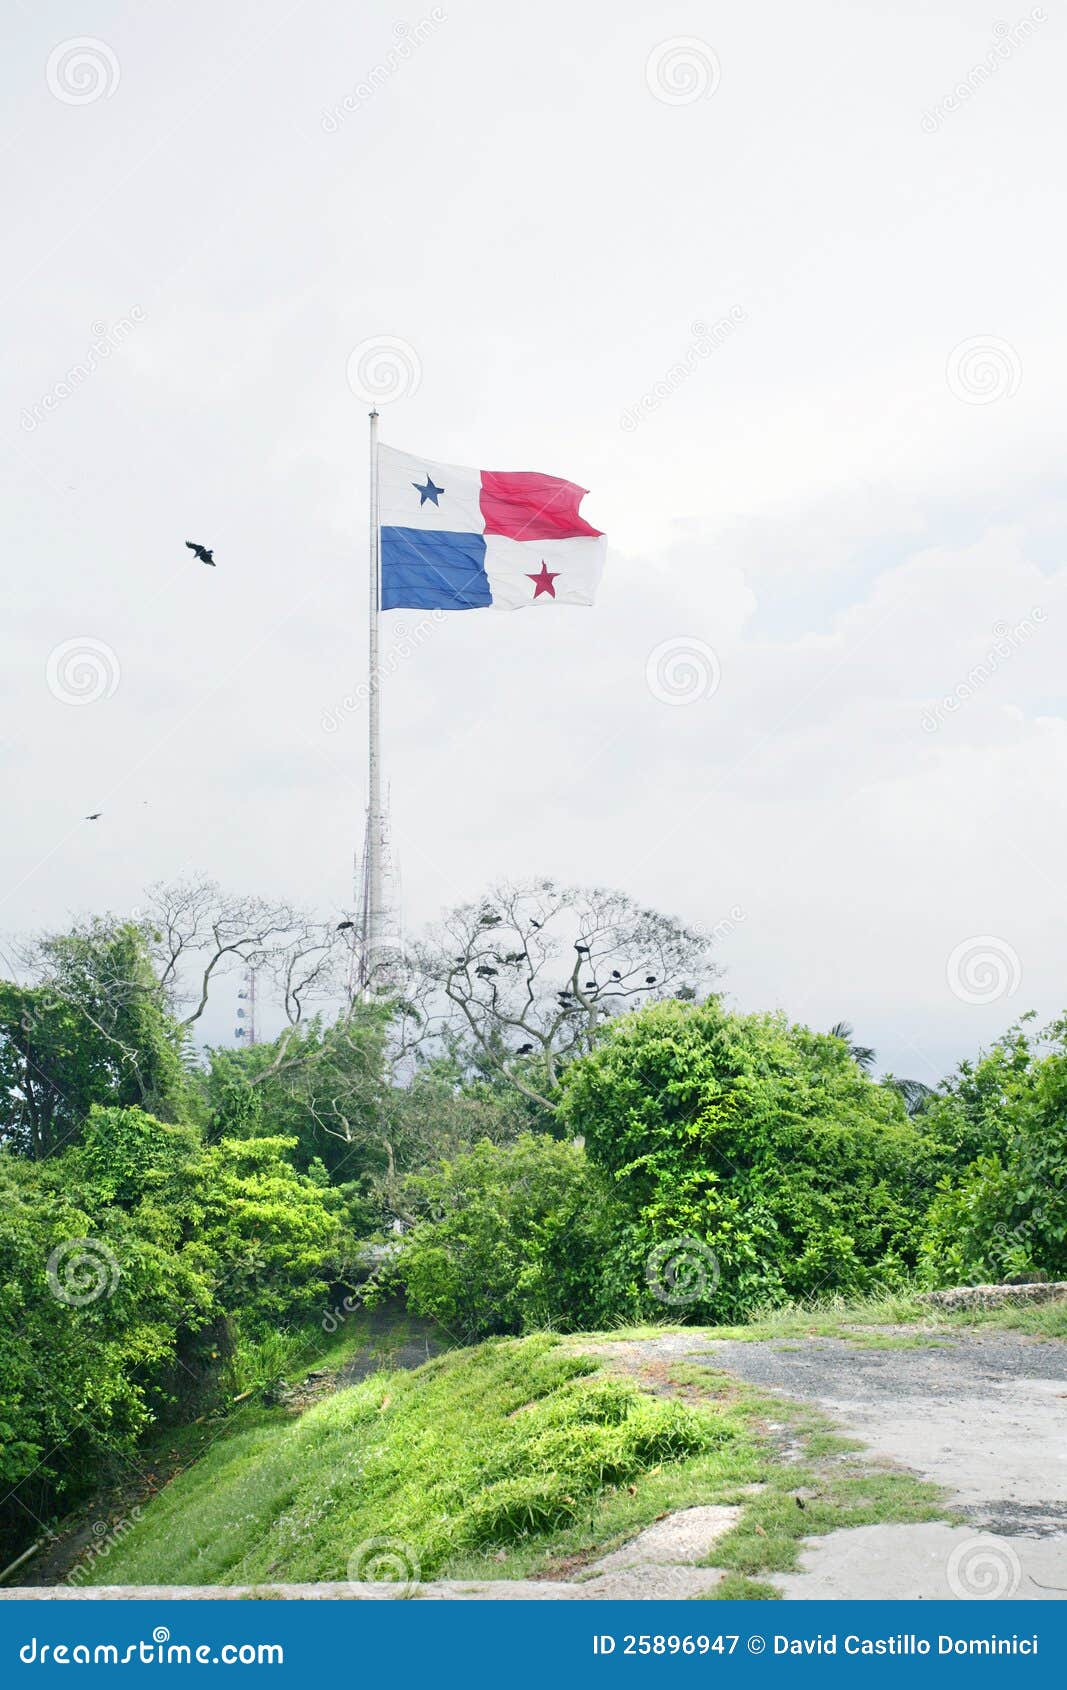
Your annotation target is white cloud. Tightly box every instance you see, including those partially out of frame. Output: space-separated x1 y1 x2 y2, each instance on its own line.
2 0 1065 1073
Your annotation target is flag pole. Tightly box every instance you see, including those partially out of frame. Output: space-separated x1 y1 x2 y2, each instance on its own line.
364 406 383 993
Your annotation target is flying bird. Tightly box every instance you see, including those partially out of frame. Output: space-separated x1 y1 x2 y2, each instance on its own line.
336 920 354 931
530 919 542 930
185 541 216 566
84 812 102 821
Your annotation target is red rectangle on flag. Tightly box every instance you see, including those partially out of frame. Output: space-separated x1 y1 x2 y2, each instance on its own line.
480 469 603 541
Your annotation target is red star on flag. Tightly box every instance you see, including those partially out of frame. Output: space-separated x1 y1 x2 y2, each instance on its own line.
527 562 560 599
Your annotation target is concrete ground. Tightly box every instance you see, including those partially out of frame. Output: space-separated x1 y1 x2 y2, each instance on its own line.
687 1330 1067 1599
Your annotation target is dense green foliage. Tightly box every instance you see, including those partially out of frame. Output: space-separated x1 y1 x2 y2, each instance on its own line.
2 891 1065 1574
384 1136 624 1340
919 1017 1067 1284
559 999 933 1319
85 1335 731 1586
0 923 186 1157
389 1001 941 1329
0 1105 347 1561
389 1002 1067 1333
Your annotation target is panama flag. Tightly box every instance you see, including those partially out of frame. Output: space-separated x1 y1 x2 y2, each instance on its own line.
379 445 606 612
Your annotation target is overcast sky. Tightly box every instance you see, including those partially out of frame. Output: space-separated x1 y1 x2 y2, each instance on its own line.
3 0 1065 1080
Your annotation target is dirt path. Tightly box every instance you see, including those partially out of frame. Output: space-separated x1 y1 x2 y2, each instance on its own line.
332 1308 445 1388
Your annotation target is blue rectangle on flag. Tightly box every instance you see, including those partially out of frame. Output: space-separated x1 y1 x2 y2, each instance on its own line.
381 527 491 611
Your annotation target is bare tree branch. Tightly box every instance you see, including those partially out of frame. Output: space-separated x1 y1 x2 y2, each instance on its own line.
409 879 720 1107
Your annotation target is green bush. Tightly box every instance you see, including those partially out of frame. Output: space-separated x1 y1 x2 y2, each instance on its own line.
559 998 932 1320
919 1017 1067 1285
387 1135 626 1340
0 1105 350 1563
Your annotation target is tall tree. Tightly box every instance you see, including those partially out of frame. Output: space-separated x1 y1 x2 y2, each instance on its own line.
411 880 720 1112
0 922 186 1155
143 875 345 1031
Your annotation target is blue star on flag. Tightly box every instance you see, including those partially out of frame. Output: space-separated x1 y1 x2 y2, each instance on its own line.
413 474 445 507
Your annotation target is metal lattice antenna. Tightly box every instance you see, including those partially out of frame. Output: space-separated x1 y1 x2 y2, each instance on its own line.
353 410 406 999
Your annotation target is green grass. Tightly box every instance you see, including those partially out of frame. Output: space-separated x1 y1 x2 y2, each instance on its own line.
90 1327 952 1596
82 1285 1061 1594
32 1310 433 1588
89 1334 747 1587
585 1288 1067 1345
935 1300 1067 1338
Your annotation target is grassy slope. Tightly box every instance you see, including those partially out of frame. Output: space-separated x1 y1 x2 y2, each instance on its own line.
91 1334 747 1587
89 1321 951 1594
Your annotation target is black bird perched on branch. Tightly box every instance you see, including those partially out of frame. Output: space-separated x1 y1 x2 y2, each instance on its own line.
529 918 542 929
475 964 498 978
84 812 101 821
185 541 216 566
575 942 590 954
585 980 596 989
645 975 657 985
516 1042 534 1055
503 951 526 964
611 969 622 979
336 920 354 931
